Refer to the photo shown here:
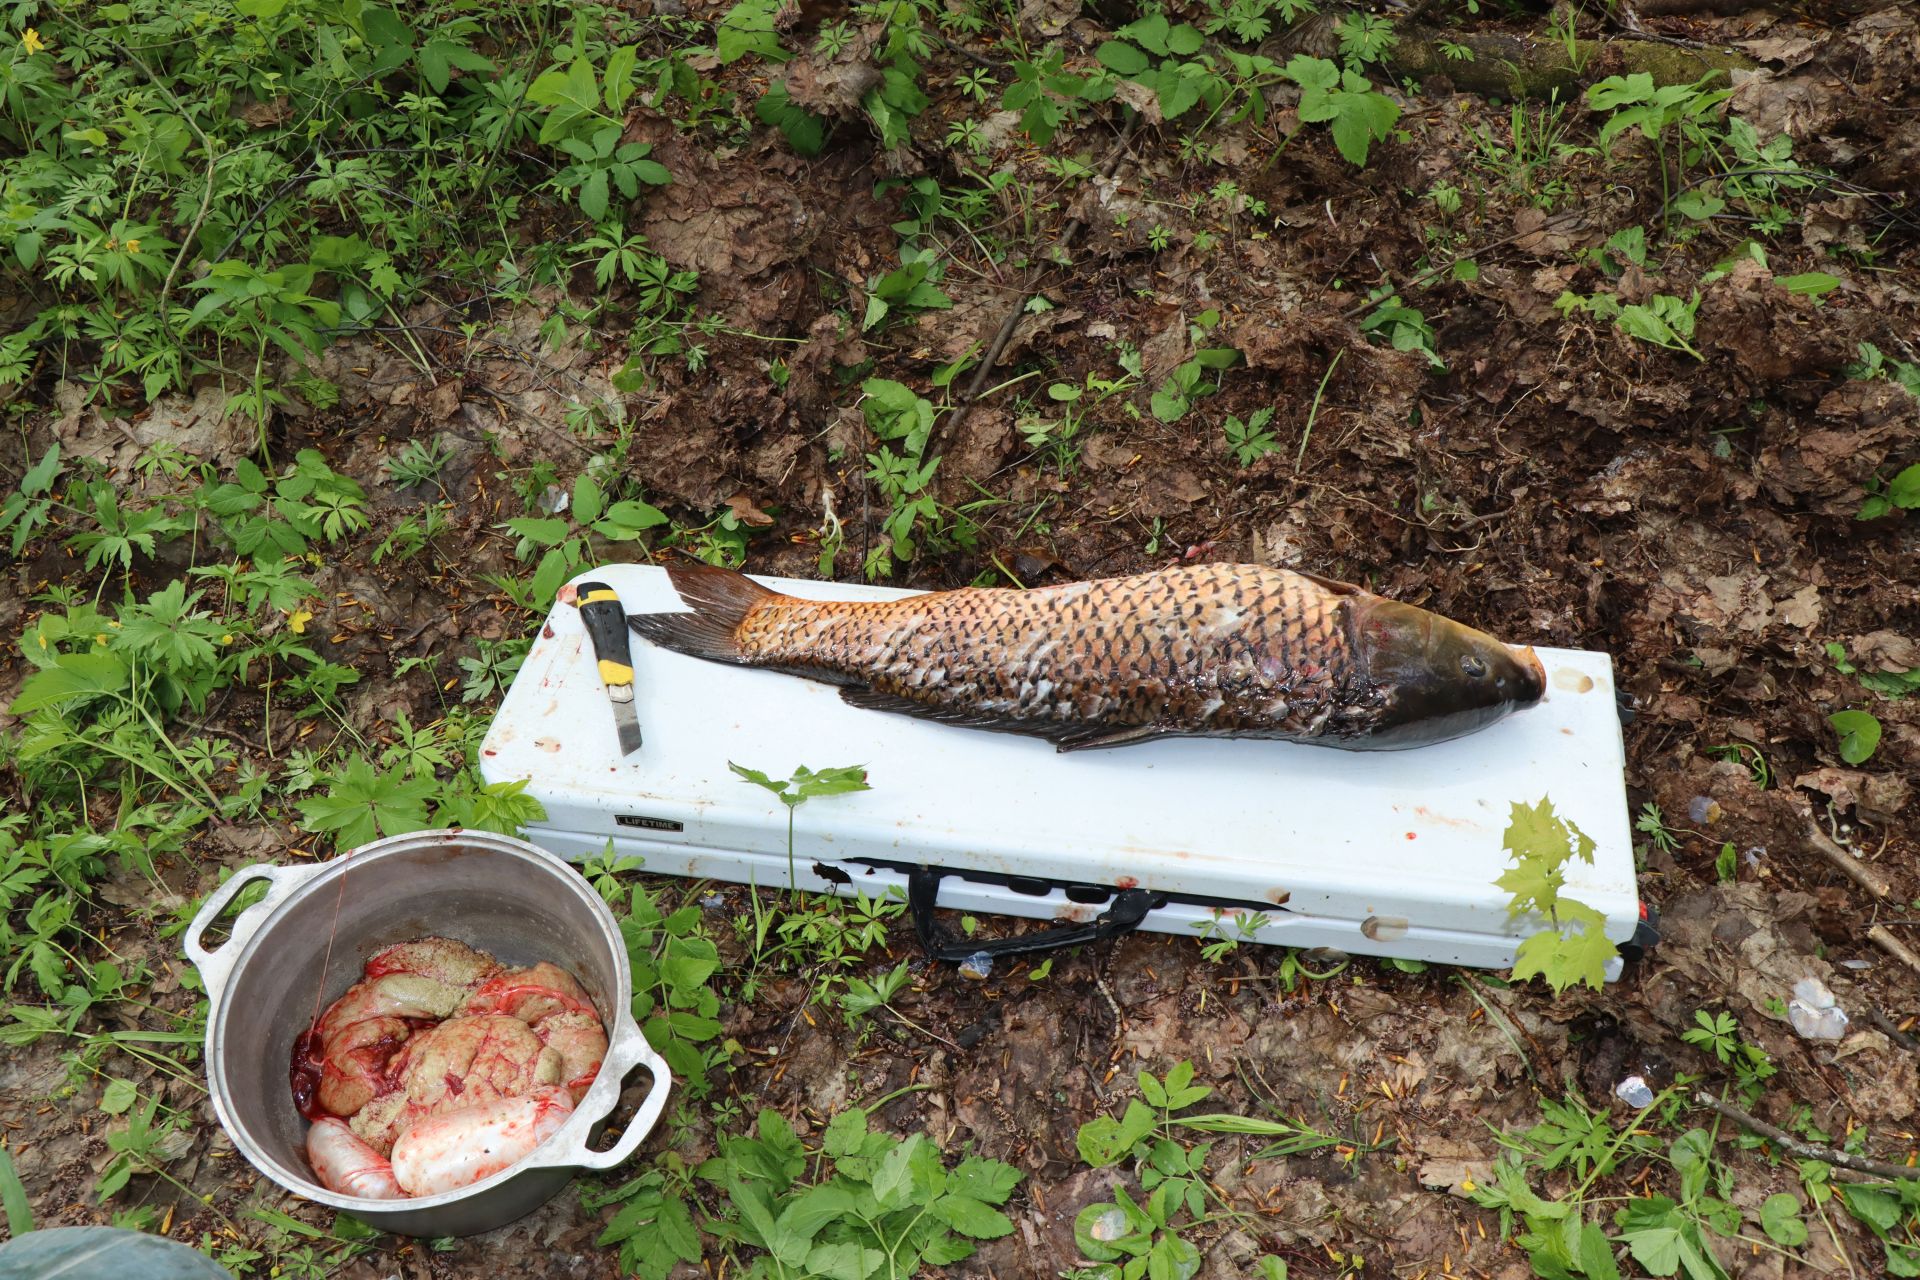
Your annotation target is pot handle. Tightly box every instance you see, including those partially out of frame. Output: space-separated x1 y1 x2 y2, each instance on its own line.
184 861 328 1002
532 1015 673 1174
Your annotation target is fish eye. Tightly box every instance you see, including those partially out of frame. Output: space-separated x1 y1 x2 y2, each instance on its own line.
1460 655 1489 679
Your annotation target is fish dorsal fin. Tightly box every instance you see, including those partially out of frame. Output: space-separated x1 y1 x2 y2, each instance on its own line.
1291 567 1367 596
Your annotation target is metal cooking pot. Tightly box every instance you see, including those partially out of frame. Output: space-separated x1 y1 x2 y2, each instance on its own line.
184 829 671 1237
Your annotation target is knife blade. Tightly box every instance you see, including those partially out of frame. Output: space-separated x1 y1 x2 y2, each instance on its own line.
575 581 643 756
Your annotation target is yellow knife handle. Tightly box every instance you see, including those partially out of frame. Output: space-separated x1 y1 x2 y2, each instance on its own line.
575 581 635 693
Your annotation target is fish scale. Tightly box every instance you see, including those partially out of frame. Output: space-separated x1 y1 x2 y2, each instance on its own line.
629 560 1544 751
647 564 1351 742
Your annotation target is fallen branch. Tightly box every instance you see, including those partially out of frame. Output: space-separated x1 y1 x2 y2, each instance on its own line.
1809 824 1892 900
1869 925 1920 982
1694 1090 1920 1182
1866 1009 1920 1055
1387 26 1755 100
930 115 1139 455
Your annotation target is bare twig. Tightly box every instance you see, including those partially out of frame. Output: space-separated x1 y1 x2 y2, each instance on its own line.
931 115 1140 453
1339 206 1592 320
1693 1090 1920 1182
1866 1009 1920 1055
1809 825 1892 900
1868 925 1920 982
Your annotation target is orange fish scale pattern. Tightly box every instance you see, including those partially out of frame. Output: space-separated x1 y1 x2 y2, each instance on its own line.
729 564 1372 738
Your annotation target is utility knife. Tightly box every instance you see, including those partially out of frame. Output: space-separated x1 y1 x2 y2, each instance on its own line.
575 581 643 756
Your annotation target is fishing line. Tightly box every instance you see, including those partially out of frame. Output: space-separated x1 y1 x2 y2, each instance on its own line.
306 846 355 1045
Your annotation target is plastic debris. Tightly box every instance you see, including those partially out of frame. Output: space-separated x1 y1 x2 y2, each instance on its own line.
1838 958 1873 971
1787 976 1849 1040
1687 795 1723 824
957 951 994 981
1614 1075 1655 1108
700 894 726 909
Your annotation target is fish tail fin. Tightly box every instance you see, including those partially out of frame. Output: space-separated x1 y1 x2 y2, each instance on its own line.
627 563 782 663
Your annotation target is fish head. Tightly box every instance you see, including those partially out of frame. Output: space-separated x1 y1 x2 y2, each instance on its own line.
1351 598 1546 747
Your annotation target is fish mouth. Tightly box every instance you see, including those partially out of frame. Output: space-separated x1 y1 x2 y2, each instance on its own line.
1515 645 1547 704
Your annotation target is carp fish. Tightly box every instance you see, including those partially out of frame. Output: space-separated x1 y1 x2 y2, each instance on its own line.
628 562 1546 751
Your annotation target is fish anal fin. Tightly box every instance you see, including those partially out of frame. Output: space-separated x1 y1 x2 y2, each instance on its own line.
1053 724 1180 753
837 685 1131 746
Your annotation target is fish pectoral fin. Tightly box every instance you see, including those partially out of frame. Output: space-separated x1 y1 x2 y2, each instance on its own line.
838 686 1114 746
1052 724 1179 753
1291 567 1366 596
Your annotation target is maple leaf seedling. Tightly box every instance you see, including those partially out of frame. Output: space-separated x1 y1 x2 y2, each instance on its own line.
1497 797 1618 995
730 762 872 900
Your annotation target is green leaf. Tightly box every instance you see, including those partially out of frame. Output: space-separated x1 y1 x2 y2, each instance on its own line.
805 1241 888 1280
528 58 604 142
932 1192 1015 1239
774 1183 860 1250
1623 1225 1682 1276
599 500 670 535
1512 917 1615 994
0 1146 32 1236
1760 1192 1807 1246
9 652 130 714
572 474 605 524
1889 463 1920 509
99 1078 138 1115
1828 709 1882 764
605 44 640 111
823 1107 871 1158
871 1134 924 1211
1117 13 1172 56
1777 272 1842 297
1096 41 1150 75
948 1156 1022 1205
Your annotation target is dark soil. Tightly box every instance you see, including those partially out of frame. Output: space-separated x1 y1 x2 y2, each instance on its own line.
3 3 1919 1278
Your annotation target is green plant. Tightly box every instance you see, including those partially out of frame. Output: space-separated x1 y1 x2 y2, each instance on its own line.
1587 72 1734 207
458 637 528 704
1826 641 1920 699
730 762 872 897
1849 341 1920 402
1827 709 1882 765
1360 293 1443 369
1282 55 1401 167
1223 408 1279 466
597 1103 1021 1279
1191 908 1270 961
1681 1010 1776 1098
1496 798 1617 994
1021 357 1142 474
1070 1063 1355 1278
1556 289 1703 359
1094 13 1282 130
1635 802 1681 856
0 444 63 556
493 468 670 608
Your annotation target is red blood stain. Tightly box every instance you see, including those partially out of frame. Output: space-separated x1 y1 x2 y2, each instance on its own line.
289 1026 326 1121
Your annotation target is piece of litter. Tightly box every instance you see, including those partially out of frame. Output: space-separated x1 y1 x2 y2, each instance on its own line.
957 951 994 981
1838 958 1872 971
1687 795 1722 824
1787 976 1848 1040
700 894 726 908
1614 1075 1654 1108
